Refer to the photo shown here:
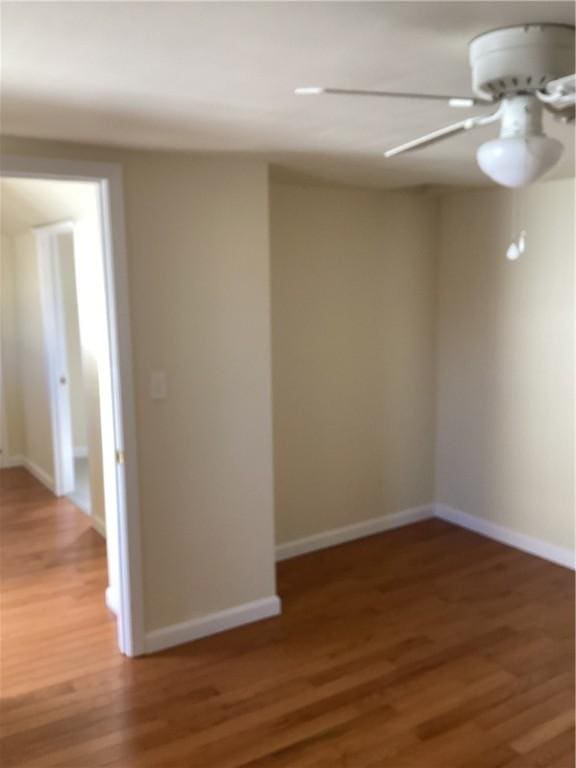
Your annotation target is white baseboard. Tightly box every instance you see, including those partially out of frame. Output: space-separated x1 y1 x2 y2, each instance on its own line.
144 596 282 655
435 503 575 570
74 446 88 459
23 457 55 493
105 586 118 615
274 502 574 571
275 504 434 562
91 515 106 538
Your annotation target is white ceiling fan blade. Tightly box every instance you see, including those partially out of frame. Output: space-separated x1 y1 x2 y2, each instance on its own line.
542 74 575 100
384 108 502 158
537 74 576 114
294 87 485 108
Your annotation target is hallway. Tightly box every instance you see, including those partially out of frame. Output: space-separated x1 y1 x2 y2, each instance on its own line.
1 468 116 697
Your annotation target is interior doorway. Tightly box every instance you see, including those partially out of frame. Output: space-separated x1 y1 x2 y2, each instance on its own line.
35 221 93 513
0 157 143 656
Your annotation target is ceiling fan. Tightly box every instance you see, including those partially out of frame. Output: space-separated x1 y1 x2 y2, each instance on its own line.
295 24 575 187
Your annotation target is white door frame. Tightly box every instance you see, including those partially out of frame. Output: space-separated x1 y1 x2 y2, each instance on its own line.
35 220 76 497
1 154 145 657
0 245 6 469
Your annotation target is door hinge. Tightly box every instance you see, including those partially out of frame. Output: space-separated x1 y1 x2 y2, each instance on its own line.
116 450 125 465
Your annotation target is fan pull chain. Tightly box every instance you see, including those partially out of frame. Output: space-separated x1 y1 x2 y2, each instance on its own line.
506 188 526 261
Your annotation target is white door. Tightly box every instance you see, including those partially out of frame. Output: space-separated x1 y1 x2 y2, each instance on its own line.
36 222 75 496
0 250 5 468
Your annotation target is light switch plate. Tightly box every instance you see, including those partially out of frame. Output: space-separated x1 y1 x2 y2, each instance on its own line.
150 370 167 400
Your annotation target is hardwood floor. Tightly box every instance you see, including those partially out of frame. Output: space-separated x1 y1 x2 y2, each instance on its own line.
1 467 574 767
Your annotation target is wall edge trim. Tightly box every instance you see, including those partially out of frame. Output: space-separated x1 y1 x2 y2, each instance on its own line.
275 504 435 562
434 503 575 570
105 586 118 616
23 457 55 493
144 596 282 655
91 516 107 539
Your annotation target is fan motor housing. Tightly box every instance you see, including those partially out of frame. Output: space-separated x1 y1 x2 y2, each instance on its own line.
469 24 575 100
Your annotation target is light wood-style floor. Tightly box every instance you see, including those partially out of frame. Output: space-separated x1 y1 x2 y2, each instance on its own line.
1 467 574 767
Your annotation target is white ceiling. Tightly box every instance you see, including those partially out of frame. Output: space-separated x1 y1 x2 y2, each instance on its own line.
2 1 574 189
1 178 98 235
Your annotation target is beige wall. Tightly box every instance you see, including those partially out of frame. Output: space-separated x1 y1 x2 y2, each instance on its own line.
127 154 276 629
0 234 25 460
1 136 277 632
271 182 437 543
12 230 55 479
436 178 575 551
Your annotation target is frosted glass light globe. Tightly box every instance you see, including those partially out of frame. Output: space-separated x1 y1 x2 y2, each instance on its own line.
477 135 563 187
